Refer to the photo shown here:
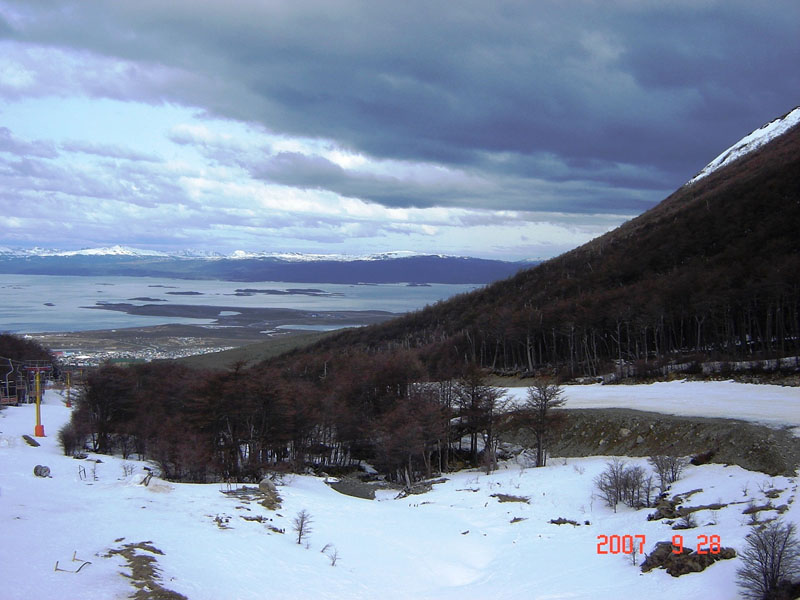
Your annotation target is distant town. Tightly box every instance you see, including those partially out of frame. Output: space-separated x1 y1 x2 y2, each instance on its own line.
48 344 237 367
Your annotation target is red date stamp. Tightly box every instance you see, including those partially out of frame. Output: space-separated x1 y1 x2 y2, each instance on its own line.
671 534 722 554
596 534 723 555
596 534 646 555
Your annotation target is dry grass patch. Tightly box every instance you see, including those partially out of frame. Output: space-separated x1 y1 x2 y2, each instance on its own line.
491 493 530 503
106 541 187 600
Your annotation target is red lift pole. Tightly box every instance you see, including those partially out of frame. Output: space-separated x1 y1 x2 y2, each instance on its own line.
34 370 44 437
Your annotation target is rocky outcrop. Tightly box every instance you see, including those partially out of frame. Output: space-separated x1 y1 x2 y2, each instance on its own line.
641 541 736 577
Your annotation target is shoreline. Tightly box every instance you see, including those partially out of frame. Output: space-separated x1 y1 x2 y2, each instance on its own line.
26 303 397 364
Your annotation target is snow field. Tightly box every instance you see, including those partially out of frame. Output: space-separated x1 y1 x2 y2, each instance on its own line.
0 385 798 599
504 380 800 434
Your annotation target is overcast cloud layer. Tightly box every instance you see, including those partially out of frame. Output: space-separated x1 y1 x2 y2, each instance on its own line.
0 1 797 259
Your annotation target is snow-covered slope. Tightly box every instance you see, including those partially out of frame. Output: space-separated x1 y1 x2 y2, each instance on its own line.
689 106 800 184
1 383 798 600
505 380 800 435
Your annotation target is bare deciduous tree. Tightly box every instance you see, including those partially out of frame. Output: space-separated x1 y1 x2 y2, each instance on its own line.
524 380 566 467
737 519 800 600
594 458 653 511
292 509 313 545
594 458 627 512
648 453 688 493
454 365 505 470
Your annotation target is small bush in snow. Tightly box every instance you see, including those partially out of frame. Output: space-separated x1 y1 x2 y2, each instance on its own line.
292 509 313 545
58 422 82 457
594 459 654 512
322 544 339 566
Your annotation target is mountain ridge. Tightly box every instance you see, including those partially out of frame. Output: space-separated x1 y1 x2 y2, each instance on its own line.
688 105 800 185
0 250 531 285
0 245 542 264
283 106 800 377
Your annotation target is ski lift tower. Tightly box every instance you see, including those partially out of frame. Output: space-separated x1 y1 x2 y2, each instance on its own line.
24 361 53 437
1 358 19 406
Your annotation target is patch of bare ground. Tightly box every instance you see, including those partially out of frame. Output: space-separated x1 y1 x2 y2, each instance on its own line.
491 493 530 503
641 541 736 577
506 408 800 476
325 476 394 500
221 484 282 510
105 541 186 600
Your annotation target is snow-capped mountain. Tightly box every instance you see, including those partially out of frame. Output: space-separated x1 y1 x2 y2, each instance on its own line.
0 246 58 257
688 105 800 184
228 250 427 262
0 247 524 284
0 245 168 258
2 246 441 262
54 245 170 257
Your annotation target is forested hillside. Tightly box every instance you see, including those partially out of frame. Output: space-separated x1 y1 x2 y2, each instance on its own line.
0 334 54 364
303 117 800 378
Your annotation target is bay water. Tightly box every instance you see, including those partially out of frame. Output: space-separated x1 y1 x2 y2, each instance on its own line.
0 274 479 333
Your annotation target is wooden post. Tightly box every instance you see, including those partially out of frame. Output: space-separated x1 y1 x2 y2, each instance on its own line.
65 371 72 408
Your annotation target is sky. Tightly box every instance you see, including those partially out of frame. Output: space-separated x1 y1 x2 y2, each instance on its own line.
0 1 798 260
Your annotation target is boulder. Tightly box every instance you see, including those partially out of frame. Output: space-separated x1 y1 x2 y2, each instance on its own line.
33 464 50 477
258 478 277 494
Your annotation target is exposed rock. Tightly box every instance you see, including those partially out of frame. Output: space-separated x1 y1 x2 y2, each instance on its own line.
641 541 736 577
33 464 50 477
258 477 277 494
690 449 717 466
648 496 681 521
549 517 579 526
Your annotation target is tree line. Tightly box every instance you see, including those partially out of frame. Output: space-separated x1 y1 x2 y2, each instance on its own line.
62 352 565 485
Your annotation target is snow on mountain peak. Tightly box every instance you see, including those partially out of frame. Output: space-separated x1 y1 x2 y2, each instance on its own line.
54 245 169 257
0 246 452 262
227 250 427 261
688 106 800 185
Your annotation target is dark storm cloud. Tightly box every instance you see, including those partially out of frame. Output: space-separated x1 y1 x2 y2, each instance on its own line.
1 0 798 215
251 150 663 214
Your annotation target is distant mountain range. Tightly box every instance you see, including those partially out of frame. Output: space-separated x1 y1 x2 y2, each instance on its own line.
0 246 447 260
0 247 536 284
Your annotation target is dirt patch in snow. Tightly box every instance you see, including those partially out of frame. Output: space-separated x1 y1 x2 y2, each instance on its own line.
105 541 187 600
325 476 399 500
491 493 530 503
